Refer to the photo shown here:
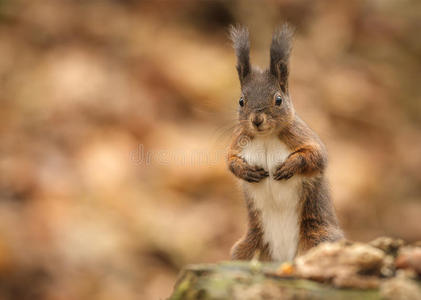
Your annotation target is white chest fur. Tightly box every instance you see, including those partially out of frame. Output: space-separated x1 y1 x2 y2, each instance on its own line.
240 135 301 262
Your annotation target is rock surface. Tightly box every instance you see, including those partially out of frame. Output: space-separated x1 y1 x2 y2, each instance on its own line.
169 238 421 300
295 240 385 288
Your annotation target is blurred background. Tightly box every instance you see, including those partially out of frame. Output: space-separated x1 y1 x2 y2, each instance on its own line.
0 0 420 299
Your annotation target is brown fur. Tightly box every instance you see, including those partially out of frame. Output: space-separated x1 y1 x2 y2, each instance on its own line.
230 192 272 261
227 25 343 261
227 129 269 183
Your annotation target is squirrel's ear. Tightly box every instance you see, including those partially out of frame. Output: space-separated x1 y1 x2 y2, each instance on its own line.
229 25 250 84
270 24 294 92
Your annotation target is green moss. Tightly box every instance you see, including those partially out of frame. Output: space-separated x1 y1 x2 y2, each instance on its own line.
169 262 385 300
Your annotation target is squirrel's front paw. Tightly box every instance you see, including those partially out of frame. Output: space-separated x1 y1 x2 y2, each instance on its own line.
273 163 295 180
241 166 269 183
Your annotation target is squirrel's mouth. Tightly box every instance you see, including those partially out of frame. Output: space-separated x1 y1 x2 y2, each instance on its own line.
250 113 272 133
251 123 273 135
249 117 278 135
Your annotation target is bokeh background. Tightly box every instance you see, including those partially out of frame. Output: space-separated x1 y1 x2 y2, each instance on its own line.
1 0 421 299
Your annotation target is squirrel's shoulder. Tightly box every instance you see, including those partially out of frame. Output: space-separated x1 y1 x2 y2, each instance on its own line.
280 115 326 150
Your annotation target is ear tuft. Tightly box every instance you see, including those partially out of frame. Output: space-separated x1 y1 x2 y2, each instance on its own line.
229 25 250 82
270 23 294 91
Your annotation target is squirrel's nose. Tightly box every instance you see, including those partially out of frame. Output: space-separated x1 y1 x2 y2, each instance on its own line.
252 116 264 127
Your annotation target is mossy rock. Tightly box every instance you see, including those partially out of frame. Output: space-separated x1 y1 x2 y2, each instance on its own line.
169 261 382 300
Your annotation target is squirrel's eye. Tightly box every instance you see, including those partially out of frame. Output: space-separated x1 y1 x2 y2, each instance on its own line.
275 95 282 106
239 97 244 107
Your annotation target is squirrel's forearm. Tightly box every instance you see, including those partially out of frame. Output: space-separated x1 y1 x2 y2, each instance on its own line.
287 145 326 176
227 154 245 178
227 151 269 182
227 130 249 178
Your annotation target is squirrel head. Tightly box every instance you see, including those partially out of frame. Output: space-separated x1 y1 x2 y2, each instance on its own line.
230 24 295 135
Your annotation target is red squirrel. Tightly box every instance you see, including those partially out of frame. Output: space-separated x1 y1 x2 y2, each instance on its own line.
227 25 343 262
